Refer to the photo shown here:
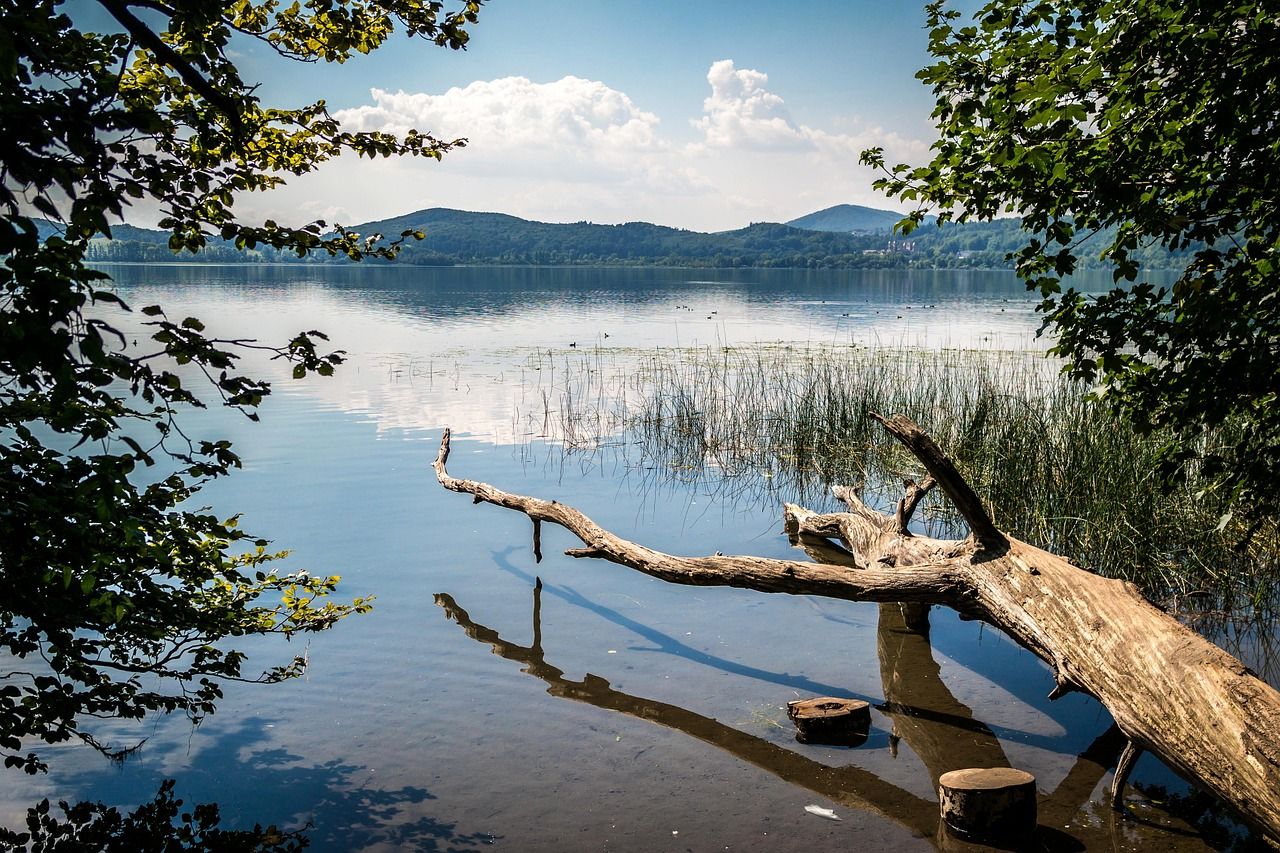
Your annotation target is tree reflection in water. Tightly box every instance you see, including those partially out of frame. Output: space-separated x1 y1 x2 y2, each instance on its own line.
19 712 498 852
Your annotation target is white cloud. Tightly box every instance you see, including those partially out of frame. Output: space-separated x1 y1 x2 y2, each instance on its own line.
232 61 929 232
692 59 811 150
690 59 929 162
335 76 675 182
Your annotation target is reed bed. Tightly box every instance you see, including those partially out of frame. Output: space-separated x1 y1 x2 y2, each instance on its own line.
518 343 1279 616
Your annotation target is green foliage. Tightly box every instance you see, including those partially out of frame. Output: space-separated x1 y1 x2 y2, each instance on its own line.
379 214 893 268
79 209 907 268
862 1 1280 533
1 0 479 773
0 780 307 851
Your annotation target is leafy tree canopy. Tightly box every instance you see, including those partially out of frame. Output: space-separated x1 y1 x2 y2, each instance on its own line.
863 0 1280 536
0 0 479 773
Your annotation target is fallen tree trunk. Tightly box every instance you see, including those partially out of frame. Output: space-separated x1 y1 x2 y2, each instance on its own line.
433 416 1280 843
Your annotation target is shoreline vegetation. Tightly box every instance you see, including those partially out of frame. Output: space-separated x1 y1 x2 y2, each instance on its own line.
513 343 1279 623
63 206 1197 271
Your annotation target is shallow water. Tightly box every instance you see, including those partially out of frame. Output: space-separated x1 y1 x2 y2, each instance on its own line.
4 264 1267 850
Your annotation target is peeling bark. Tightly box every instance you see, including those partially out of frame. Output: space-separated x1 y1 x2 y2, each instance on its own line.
433 418 1280 844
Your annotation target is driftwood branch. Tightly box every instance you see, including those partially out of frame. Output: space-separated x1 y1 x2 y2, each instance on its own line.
872 412 1006 550
434 420 1280 844
435 428 966 604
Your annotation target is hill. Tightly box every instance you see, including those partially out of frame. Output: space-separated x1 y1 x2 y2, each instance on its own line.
348 208 888 267
65 207 1193 270
785 204 905 233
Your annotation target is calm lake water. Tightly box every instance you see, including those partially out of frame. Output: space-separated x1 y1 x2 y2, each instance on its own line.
4 265 1264 850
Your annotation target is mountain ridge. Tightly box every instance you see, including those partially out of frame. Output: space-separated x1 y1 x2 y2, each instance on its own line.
58 205 1193 271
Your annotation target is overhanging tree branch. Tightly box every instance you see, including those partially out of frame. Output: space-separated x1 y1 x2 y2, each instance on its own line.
95 0 243 129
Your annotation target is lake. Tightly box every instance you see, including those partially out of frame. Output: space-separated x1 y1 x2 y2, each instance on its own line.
3 264 1262 850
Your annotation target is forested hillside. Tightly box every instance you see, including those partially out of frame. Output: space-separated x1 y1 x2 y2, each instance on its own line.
71 207 1192 270
785 203 905 233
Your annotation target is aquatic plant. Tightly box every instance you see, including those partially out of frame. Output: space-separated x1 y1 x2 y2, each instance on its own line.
517 344 1279 615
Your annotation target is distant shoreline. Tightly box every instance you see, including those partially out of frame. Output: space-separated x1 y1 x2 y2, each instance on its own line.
67 206 1191 272
87 260 1018 272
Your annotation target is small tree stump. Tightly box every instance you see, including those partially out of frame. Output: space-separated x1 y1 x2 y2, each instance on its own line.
787 697 871 746
938 767 1037 843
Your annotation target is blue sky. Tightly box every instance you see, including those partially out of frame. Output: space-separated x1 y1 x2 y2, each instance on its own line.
246 2 946 142
171 2 982 230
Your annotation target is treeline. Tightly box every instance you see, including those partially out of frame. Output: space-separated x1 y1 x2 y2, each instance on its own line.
372 212 897 268
85 239 274 264
74 208 1193 270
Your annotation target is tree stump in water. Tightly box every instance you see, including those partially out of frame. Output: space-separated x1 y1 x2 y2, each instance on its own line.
938 767 1037 843
787 697 871 746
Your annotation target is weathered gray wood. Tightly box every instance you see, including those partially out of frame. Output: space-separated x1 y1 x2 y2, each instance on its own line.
435 427 965 605
433 421 1280 845
938 767 1037 843
872 412 1005 550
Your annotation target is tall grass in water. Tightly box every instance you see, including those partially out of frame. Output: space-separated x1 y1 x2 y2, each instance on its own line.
529 344 1278 616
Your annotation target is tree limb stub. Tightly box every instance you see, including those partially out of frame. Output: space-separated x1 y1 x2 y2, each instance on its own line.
1111 739 1144 810
895 474 936 535
433 423 1280 844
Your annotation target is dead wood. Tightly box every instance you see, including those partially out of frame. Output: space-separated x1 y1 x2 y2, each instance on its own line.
786 696 871 745
938 767 1038 843
433 419 1280 844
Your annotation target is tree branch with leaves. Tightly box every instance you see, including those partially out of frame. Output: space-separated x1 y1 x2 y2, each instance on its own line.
0 0 482 777
861 0 1280 541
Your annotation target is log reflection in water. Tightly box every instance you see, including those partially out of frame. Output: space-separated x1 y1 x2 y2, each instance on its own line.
435 585 1217 851
435 587 938 835
877 603 1011 789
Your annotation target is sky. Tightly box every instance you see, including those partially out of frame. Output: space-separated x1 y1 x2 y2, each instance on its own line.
153 1 980 232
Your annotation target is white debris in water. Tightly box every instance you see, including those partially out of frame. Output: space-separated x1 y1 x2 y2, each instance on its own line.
804 805 842 821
